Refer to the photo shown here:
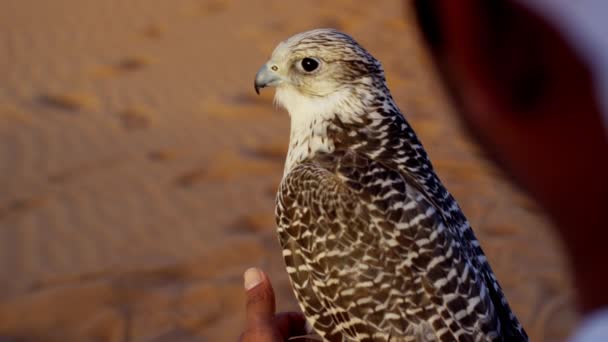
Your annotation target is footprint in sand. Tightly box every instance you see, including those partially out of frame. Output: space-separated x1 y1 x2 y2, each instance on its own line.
118 106 153 131
0 196 48 221
174 167 208 188
90 56 154 79
115 56 153 72
39 92 99 112
147 148 182 162
140 24 165 40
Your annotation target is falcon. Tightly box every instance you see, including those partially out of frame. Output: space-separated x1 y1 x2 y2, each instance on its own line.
254 28 528 342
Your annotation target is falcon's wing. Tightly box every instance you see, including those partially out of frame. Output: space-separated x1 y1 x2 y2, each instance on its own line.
276 150 500 341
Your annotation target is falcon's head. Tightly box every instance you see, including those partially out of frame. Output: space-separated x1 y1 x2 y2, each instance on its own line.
254 29 386 122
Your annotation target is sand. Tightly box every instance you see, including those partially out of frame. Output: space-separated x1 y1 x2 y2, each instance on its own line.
0 0 578 341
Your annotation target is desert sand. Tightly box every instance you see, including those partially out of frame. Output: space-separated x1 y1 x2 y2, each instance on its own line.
0 0 578 341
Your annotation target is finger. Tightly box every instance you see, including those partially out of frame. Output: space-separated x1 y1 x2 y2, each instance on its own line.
244 267 276 329
274 311 309 340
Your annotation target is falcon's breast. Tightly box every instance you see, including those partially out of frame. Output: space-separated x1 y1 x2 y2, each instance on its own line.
276 150 499 341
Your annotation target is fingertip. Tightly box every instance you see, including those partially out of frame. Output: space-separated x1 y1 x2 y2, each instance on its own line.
244 267 264 291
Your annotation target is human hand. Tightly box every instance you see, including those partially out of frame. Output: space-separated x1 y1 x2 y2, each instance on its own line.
239 267 308 341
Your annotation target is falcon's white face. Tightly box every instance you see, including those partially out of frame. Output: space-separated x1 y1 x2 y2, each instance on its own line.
254 29 385 125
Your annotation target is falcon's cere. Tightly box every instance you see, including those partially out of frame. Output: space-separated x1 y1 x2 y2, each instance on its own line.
254 28 528 342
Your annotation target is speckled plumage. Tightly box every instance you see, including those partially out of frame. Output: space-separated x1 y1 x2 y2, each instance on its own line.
256 29 528 342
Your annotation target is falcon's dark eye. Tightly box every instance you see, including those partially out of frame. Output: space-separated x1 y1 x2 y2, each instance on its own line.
301 58 319 72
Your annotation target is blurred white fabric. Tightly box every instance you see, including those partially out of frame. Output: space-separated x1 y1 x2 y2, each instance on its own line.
521 0 608 137
567 309 608 342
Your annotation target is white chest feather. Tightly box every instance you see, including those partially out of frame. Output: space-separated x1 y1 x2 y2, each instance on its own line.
275 87 347 175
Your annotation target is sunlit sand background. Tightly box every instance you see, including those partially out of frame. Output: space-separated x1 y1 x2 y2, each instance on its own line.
0 1 578 341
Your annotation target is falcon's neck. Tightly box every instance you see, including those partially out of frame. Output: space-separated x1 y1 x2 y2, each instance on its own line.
278 87 340 175
276 84 396 176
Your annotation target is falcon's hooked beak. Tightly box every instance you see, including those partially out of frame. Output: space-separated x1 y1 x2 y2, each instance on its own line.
254 63 283 95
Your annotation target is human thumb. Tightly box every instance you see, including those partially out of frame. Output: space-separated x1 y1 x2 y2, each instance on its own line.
244 267 276 329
